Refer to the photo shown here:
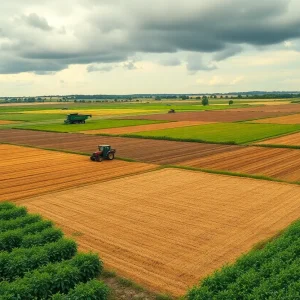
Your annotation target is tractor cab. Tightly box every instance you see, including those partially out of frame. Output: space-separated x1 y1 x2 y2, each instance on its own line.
90 145 116 162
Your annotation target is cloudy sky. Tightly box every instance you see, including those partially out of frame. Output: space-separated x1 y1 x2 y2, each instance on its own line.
1 0 300 96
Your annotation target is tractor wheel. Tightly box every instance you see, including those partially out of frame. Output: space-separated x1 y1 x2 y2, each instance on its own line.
108 153 114 160
90 156 95 161
96 156 103 162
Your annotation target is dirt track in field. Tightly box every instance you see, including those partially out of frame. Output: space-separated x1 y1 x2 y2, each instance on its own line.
122 110 290 122
178 146 300 182
81 121 212 135
0 144 156 201
255 132 300 146
0 120 20 125
20 169 300 295
0 129 239 164
251 113 300 124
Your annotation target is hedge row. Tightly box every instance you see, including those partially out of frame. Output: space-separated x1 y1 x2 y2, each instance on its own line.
0 238 77 281
0 214 41 233
52 279 109 300
187 220 300 299
0 253 103 299
0 224 62 251
0 202 16 211
0 206 27 220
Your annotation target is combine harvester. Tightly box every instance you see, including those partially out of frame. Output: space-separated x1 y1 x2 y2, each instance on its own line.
64 113 92 124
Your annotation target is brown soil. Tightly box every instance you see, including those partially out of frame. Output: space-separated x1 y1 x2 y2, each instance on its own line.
0 129 239 164
178 146 300 182
121 110 290 122
81 121 211 135
251 113 300 124
256 132 300 146
19 169 300 296
0 144 156 201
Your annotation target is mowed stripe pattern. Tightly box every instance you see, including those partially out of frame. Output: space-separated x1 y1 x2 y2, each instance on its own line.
256 131 300 146
20 169 300 295
81 121 211 135
0 144 156 201
178 146 300 182
0 129 239 164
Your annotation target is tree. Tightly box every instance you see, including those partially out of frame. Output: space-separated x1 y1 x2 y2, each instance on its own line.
202 96 209 106
229 100 234 105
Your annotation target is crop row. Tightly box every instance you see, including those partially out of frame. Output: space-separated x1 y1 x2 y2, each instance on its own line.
187 220 300 299
0 202 109 299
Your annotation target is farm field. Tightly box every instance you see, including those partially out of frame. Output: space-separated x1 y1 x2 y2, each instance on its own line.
230 103 300 113
124 123 300 144
178 146 300 182
0 113 65 122
255 131 300 147
188 219 300 299
124 110 291 122
0 144 156 201
17 168 300 296
14 119 165 133
0 202 108 299
81 121 212 135
0 129 239 164
251 113 300 124
0 120 20 125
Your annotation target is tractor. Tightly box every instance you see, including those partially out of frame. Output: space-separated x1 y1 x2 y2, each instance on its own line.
64 113 92 124
168 109 175 113
90 145 116 162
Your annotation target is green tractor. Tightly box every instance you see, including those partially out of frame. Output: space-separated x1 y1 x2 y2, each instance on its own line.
64 113 92 124
90 145 116 162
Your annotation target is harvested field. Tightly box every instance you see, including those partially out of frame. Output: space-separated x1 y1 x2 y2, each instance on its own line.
230 103 300 113
0 144 156 201
81 121 212 135
0 129 240 164
19 169 300 295
251 113 300 124
123 110 290 122
178 146 300 182
256 131 300 146
0 120 20 125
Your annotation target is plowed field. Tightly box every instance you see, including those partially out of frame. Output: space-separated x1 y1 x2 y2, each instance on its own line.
230 103 300 113
251 113 300 124
256 132 300 146
81 121 211 135
178 146 300 182
20 169 300 295
0 129 239 164
0 144 156 201
123 110 289 122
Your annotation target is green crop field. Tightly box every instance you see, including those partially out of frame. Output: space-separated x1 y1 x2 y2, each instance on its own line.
0 202 109 299
124 123 300 144
14 119 166 132
187 219 300 299
0 113 65 122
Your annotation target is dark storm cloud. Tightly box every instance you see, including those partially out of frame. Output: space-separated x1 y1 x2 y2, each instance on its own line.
1 0 300 74
186 56 217 73
22 13 52 31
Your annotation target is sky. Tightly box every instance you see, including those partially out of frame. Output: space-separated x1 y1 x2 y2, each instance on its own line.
0 0 300 96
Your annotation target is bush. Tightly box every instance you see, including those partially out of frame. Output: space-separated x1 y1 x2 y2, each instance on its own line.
0 239 77 281
0 206 27 221
0 254 103 299
52 279 109 300
0 214 41 233
0 221 55 251
0 202 16 211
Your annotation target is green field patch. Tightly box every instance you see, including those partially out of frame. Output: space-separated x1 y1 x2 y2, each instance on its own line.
0 113 65 122
14 119 166 132
123 123 300 144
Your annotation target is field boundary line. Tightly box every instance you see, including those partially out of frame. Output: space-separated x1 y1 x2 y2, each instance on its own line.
165 164 300 186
